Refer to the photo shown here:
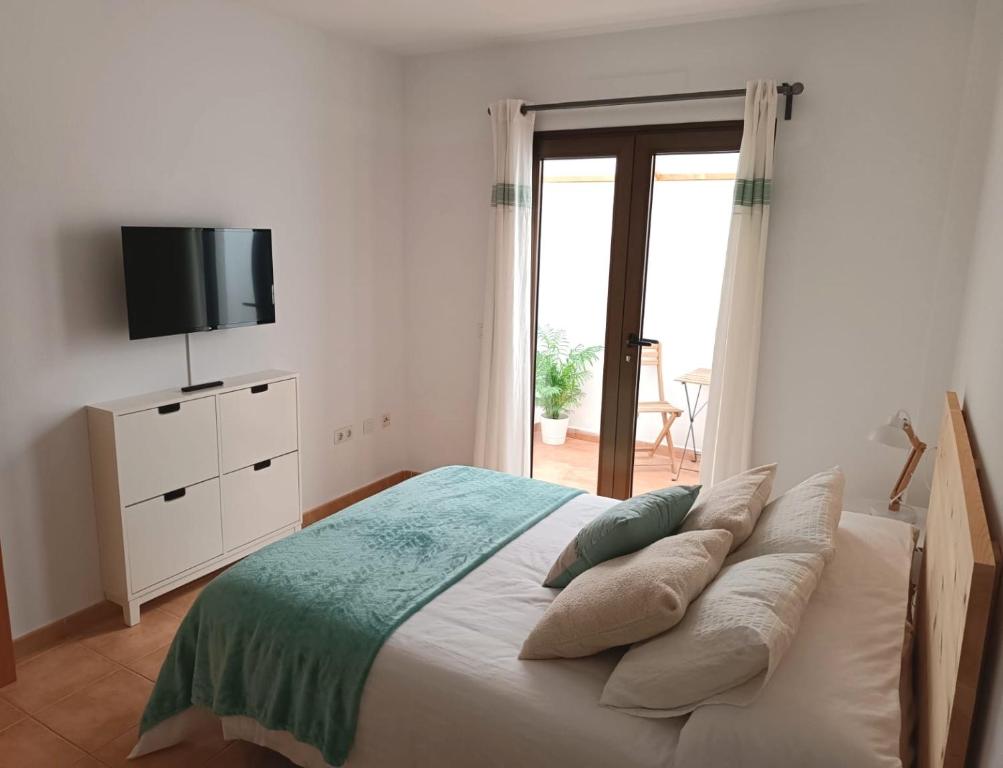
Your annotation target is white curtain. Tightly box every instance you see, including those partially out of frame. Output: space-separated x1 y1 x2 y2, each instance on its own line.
474 100 536 475
701 80 778 485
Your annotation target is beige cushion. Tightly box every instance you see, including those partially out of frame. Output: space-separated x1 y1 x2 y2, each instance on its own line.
520 530 733 660
679 463 777 551
726 467 845 566
600 552 825 717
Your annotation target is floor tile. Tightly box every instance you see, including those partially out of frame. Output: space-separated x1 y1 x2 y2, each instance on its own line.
146 570 225 620
95 711 228 767
78 608 180 665
0 642 118 714
124 643 171 682
0 717 86 768
148 584 204 620
212 739 297 767
35 669 153 753
0 697 25 731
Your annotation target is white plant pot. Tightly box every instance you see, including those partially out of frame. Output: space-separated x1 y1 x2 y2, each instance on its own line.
541 416 570 446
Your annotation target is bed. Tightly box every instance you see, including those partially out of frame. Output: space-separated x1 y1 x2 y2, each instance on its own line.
132 392 997 768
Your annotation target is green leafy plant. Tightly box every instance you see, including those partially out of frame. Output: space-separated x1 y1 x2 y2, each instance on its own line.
535 326 602 420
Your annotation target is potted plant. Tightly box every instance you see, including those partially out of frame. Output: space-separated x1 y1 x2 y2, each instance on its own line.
535 326 602 446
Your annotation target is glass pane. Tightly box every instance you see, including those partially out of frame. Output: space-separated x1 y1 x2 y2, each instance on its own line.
631 152 739 496
532 157 615 494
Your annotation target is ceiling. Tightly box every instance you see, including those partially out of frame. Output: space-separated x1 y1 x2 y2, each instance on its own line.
243 0 866 55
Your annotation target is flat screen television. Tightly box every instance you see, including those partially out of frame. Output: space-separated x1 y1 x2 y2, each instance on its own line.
122 227 274 340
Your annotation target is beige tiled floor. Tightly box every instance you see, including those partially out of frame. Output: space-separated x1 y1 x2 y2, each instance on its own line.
0 576 295 768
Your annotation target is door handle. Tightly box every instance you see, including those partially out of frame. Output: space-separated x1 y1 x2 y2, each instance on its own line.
627 333 658 348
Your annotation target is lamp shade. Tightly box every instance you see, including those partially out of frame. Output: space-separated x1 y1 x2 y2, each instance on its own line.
868 412 912 450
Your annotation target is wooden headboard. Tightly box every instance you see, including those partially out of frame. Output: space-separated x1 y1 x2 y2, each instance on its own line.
917 391 998 768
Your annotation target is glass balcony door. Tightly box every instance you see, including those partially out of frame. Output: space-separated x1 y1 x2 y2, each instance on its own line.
531 123 742 499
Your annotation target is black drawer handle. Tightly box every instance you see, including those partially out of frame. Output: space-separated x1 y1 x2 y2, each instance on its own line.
158 402 181 414
253 459 272 471
164 487 186 502
250 384 269 394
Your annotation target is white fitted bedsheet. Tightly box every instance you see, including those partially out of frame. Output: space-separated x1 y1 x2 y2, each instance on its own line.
347 492 683 767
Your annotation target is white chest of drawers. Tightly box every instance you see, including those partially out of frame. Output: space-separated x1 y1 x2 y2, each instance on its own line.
87 370 302 625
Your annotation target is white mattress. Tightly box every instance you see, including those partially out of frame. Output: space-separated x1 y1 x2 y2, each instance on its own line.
348 492 683 767
135 493 914 768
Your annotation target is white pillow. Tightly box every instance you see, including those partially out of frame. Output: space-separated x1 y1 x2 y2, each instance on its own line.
726 468 844 566
673 512 914 768
600 552 824 717
679 463 776 551
520 530 733 659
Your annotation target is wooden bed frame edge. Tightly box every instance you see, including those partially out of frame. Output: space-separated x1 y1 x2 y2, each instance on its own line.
916 391 999 768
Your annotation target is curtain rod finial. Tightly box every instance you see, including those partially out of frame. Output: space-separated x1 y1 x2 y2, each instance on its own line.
780 82 804 120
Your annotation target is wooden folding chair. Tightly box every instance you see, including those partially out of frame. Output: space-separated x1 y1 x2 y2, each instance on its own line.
635 343 684 473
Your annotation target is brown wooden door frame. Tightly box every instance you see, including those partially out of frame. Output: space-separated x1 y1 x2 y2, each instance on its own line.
531 132 636 498
611 121 744 497
0 541 15 685
531 121 743 499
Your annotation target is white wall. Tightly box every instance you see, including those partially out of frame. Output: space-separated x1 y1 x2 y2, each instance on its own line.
0 0 407 636
402 0 978 507
947 0 1003 763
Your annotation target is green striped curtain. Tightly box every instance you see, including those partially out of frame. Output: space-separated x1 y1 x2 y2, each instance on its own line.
703 80 778 486
475 100 536 475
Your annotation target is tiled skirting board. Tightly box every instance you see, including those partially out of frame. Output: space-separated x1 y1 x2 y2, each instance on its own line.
301 470 419 526
13 602 123 663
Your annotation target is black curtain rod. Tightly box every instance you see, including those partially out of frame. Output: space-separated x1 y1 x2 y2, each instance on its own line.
491 82 805 120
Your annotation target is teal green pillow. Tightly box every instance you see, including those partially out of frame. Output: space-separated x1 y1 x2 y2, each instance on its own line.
542 485 701 588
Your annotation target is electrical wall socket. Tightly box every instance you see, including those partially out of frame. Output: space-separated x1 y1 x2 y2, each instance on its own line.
363 417 376 435
381 413 391 429
334 425 353 445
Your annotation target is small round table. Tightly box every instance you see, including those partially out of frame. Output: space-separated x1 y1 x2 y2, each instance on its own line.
673 367 711 480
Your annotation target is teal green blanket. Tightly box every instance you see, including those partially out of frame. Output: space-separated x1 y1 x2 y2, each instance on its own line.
140 465 581 766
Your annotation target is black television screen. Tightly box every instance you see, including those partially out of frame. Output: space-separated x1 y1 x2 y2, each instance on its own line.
122 227 274 340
